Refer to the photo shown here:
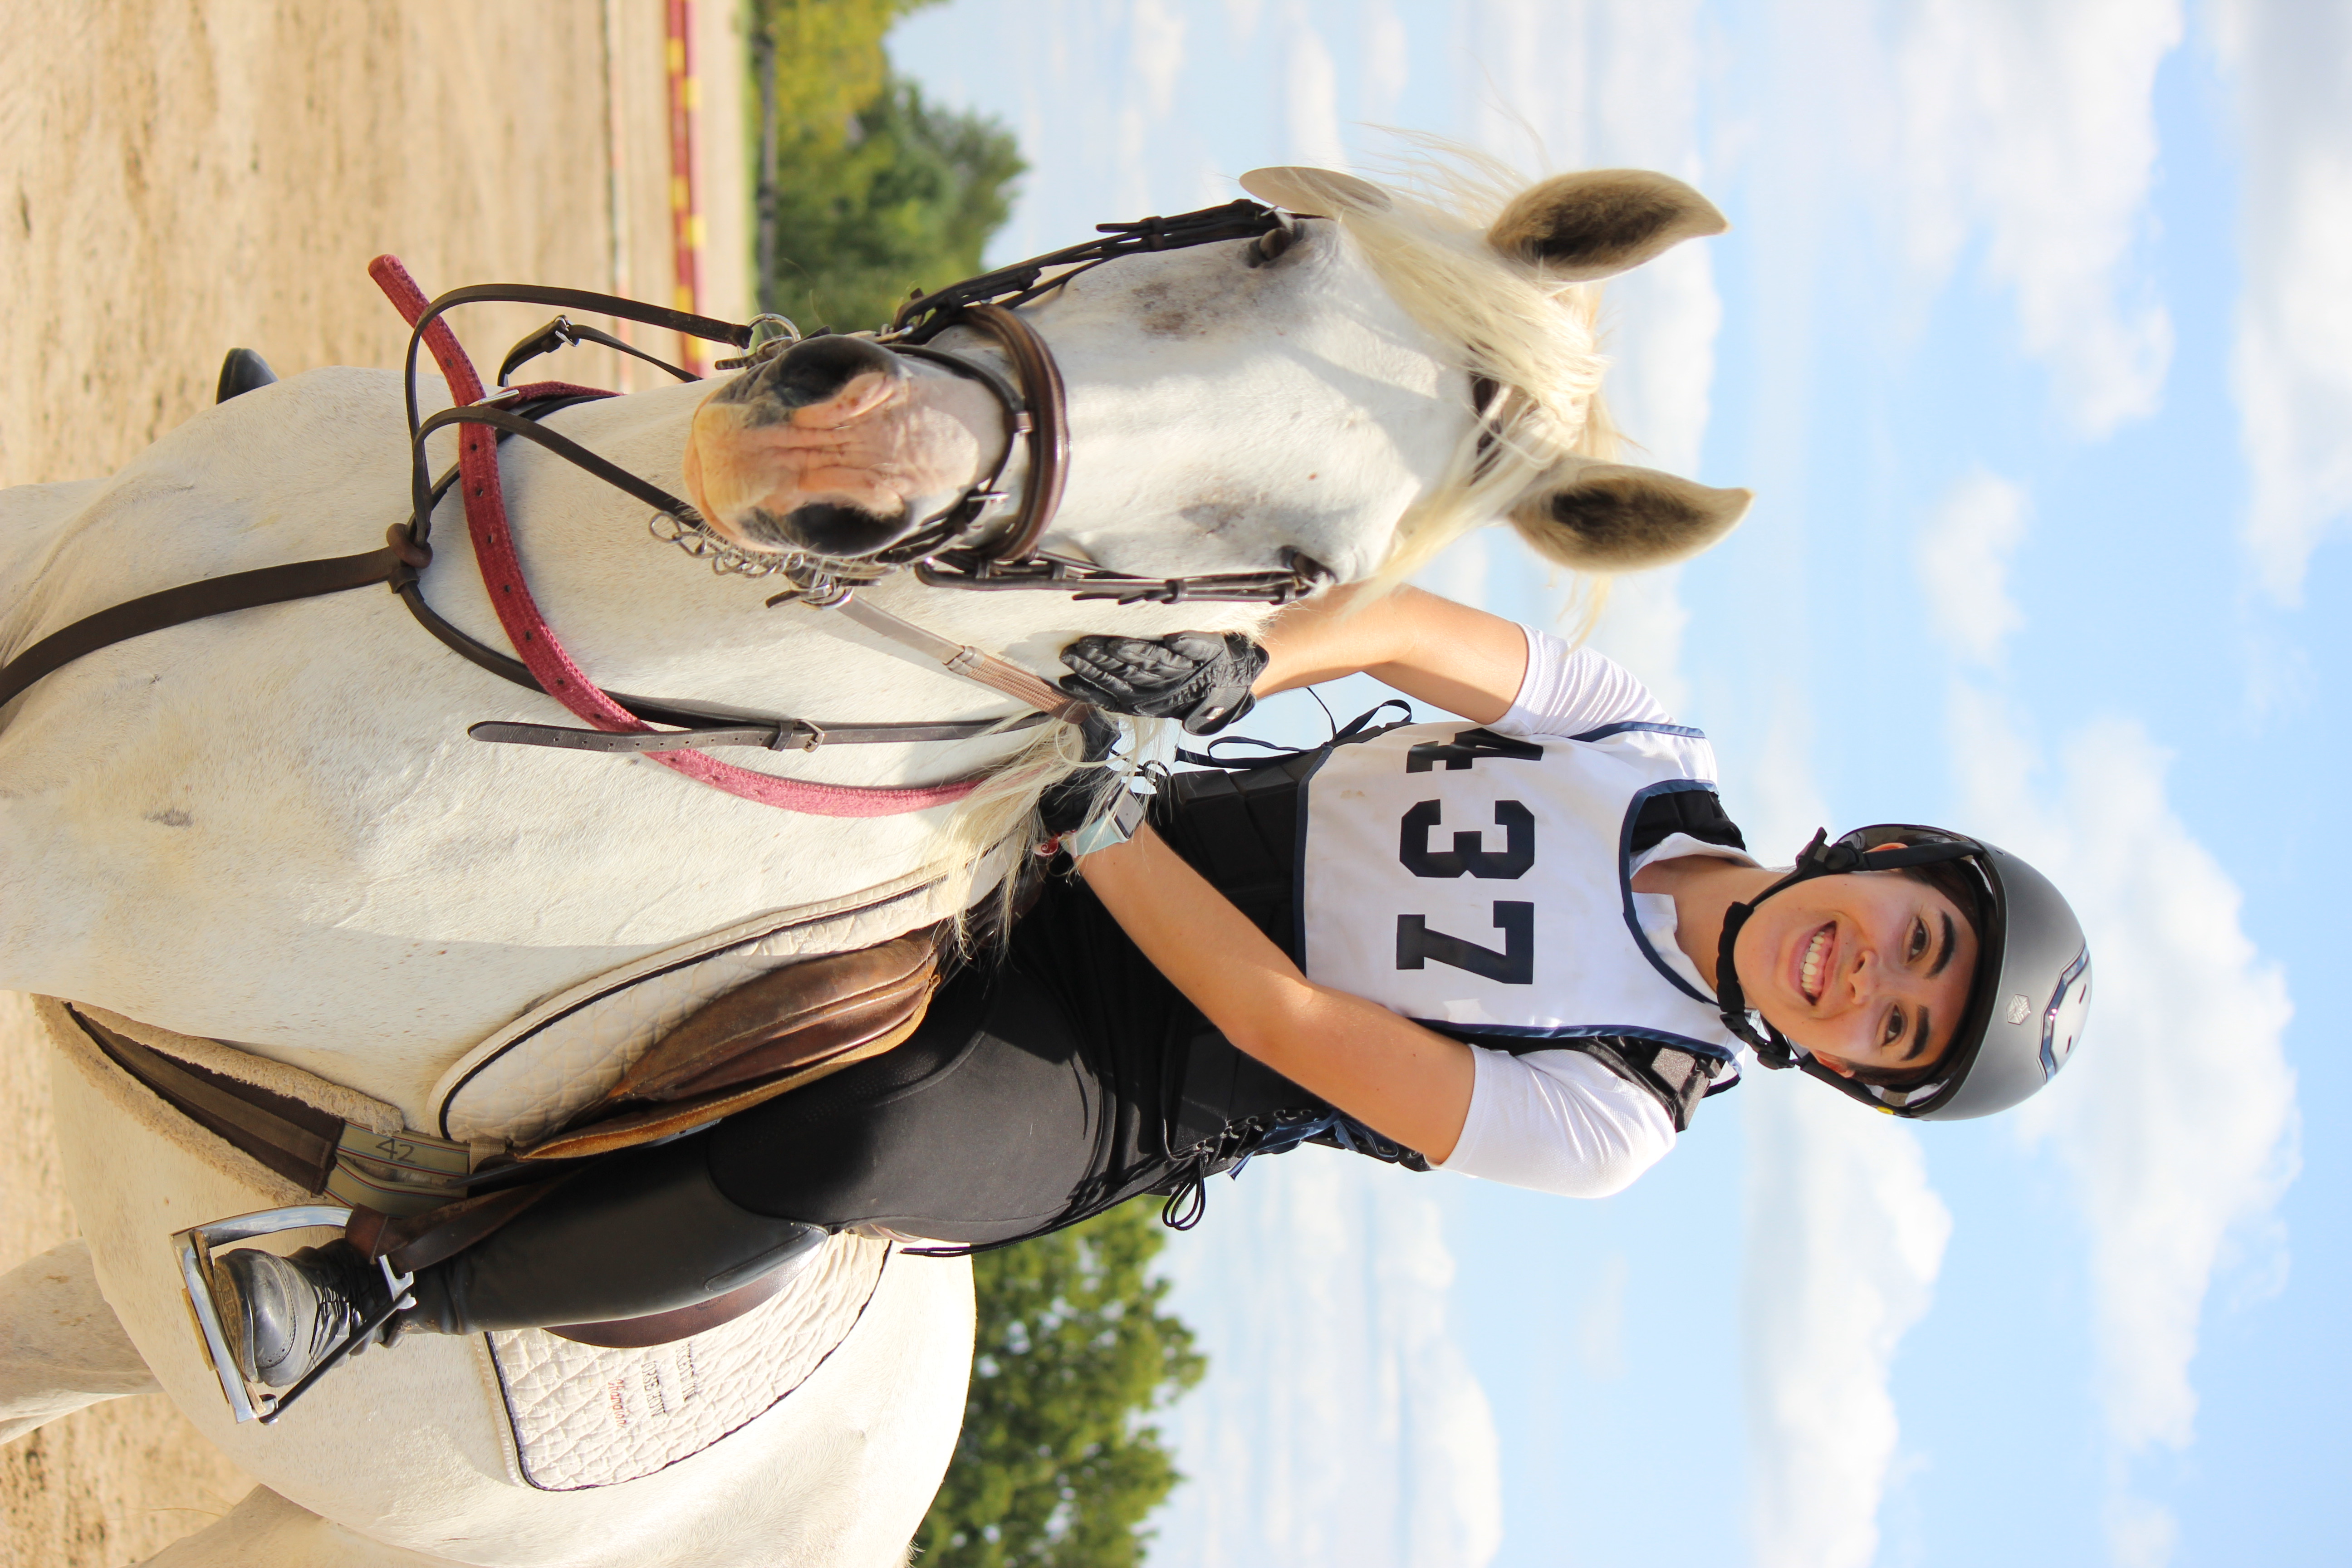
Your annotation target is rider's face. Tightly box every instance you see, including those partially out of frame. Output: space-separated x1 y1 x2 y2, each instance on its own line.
1731 870 1980 1079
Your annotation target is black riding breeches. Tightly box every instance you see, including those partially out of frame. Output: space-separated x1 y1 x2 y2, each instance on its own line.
405 867 1318 1335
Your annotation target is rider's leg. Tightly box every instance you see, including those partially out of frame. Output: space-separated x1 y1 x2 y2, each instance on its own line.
403 929 1127 1334
407 869 1199 1332
0 1238 159 1443
214 873 1202 1364
398 1132 824 1335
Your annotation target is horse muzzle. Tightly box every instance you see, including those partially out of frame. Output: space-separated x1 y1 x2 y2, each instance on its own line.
688 335 946 558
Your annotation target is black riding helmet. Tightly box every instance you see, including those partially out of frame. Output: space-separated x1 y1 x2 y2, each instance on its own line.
1712 824 2092 1120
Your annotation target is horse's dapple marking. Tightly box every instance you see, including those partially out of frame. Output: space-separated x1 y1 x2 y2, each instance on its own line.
485 1234 890 1490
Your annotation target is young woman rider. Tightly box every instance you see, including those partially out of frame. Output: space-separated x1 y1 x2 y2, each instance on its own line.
213 586 2095 1389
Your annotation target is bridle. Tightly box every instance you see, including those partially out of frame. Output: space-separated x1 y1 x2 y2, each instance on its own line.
0 198 1357 816
636 197 1337 608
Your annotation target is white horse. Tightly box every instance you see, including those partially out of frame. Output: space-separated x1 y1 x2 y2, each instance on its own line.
0 163 1748 1566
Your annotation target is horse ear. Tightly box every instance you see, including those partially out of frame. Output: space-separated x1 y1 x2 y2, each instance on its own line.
1488 170 1728 282
1239 167 1392 216
1511 461 1752 572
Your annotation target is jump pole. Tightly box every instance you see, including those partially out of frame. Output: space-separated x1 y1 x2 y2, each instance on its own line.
665 0 705 374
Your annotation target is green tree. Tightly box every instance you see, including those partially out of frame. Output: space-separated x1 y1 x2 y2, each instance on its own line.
917 1200 1208 1568
748 0 1024 333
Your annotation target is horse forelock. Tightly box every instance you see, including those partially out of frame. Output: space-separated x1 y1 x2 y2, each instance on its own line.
1294 145 1624 587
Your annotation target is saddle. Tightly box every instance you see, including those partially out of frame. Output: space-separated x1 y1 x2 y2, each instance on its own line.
519 920 948 1161
87 923 949 1333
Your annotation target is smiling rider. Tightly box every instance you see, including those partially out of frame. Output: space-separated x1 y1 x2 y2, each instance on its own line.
206 585 2094 1392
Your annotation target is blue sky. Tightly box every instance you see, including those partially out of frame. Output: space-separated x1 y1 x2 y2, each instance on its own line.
889 4 2347 1564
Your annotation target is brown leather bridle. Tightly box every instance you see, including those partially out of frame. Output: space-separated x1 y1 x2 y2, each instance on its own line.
726 197 1336 607
0 198 1348 807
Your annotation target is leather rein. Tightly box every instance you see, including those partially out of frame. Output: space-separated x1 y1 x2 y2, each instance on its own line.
0 198 1332 816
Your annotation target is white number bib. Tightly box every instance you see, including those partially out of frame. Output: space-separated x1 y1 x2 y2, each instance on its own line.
1298 721 1744 1053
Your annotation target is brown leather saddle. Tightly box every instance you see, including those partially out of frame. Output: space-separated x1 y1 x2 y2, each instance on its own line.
87 922 950 1342
520 921 948 1161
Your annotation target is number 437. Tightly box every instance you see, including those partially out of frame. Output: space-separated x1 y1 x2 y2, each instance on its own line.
1394 729 1541 985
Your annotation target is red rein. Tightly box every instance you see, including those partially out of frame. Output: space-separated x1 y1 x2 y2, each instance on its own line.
369 255 982 817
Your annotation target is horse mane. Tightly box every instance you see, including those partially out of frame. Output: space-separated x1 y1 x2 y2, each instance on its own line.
939 709 1180 953
1296 138 1626 589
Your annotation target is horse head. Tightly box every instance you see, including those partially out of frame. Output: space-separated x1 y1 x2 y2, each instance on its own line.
682 161 1752 594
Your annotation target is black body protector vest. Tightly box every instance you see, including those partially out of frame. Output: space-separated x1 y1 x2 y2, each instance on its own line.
1144 720 1747 1225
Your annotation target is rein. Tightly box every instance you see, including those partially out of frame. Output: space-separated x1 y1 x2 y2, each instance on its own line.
372 256 995 817
0 196 1342 814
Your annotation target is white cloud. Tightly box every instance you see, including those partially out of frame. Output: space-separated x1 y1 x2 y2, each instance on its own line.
1915 468 2029 666
1283 21 1347 169
1892 0 2184 436
1743 1071 1954 1568
1947 689 2298 1564
1413 526 1494 610
1362 1 1410 124
1156 1149 1503 1568
1462 0 1710 175
1450 0 1725 721
1130 0 1189 118
1955 696 2299 1446
1220 0 1263 49
1736 690 1835 863
2212 0 2352 600
1576 1251 1630 1381
1601 240 1723 479
1585 568 1693 719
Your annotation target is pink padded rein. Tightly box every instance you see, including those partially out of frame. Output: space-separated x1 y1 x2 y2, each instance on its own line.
370 255 983 817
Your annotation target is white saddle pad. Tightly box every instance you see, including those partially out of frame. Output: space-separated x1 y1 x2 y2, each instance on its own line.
485 1233 891 1491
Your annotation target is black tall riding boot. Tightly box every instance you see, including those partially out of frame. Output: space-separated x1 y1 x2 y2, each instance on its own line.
402 1135 824 1336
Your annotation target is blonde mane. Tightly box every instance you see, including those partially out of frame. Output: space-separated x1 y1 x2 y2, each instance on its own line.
1284 144 1626 588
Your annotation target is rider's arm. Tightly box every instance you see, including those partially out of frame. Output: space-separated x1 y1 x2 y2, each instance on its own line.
1443 1049 1675 1196
1254 584 1528 723
1254 585 1668 738
1078 825 1475 1161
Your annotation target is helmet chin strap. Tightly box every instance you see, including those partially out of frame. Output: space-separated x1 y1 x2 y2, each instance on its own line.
1712 832 1833 1069
1713 828 1986 1069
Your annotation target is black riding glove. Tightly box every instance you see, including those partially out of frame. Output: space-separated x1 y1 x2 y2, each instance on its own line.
1036 711 1150 858
1057 631 1268 735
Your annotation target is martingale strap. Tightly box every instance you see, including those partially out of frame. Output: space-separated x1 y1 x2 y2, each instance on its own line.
373 255 989 818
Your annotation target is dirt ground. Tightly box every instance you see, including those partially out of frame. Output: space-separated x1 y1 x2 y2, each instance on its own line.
0 3 745 1561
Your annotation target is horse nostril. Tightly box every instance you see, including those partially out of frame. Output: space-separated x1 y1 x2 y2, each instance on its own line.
753 334 906 412
750 500 919 559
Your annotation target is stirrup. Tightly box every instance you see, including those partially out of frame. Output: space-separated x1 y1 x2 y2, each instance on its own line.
174 1205 415 1425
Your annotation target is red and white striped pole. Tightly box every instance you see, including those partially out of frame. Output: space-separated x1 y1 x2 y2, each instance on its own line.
664 0 704 373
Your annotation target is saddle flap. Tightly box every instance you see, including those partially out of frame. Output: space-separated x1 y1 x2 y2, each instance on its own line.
510 921 950 1162
606 922 947 1103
